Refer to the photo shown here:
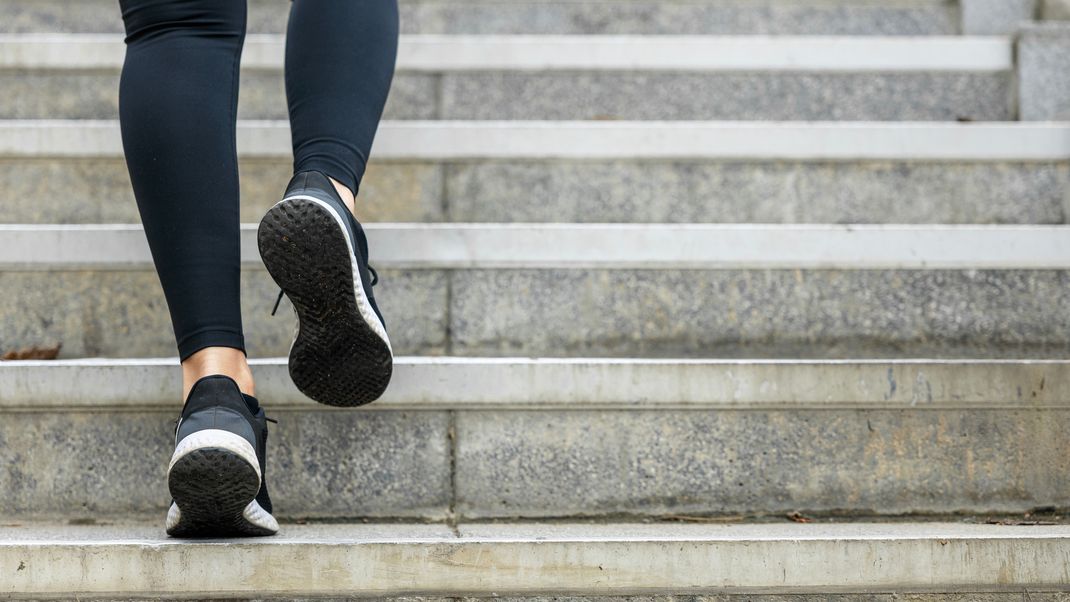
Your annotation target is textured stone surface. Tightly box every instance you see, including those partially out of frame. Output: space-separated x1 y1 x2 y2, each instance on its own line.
0 70 1011 122
1018 23 1070 120
448 269 1070 358
0 159 444 224
400 0 958 35
152 597 1070 602
439 73 1012 121
9 268 1070 360
0 269 447 358
4 405 1069 520
5 159 1065 226
0 71 119 120
420 597 1070 602
0 0 958 35
1042 0 1070 19
455 409 1070 517
0 410 450 521
961 0 1036 33
0 71 436 120
444 161 1070 224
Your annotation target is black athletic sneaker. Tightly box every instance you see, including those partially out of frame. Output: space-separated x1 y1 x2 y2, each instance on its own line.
257 170 393 407
166 375 278 537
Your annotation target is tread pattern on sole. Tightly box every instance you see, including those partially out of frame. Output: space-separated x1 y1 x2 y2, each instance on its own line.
166 445 274 538
258 197 393 407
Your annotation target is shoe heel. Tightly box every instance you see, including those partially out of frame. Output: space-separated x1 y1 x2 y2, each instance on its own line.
166 430 261 537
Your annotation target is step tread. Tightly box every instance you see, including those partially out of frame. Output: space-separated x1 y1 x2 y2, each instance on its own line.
3 357 1068 410
3 120 1069 160
5 521 1070 596
0 33 1014 72
2 223 1069 270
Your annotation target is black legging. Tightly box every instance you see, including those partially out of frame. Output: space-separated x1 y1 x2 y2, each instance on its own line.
118 0 398 360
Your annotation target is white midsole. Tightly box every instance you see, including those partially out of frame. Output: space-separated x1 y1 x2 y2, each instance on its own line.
167 428 261 481
273 194 393 353
166 499 279 534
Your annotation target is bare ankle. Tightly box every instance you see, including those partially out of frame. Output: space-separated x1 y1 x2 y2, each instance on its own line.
181 347 255 400
328 176 356 216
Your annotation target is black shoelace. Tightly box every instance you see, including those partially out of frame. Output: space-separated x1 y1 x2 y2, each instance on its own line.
270 265 379 316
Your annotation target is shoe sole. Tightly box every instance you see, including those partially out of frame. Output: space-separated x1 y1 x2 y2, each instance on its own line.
166 429 277 537
258 196 393 407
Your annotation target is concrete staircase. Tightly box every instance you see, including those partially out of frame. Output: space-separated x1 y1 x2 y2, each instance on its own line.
3 0 1070 598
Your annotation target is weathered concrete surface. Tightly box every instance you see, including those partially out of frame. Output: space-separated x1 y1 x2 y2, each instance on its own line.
0 71 1010 122
444 161 1070 225
8 121 1067 163
6 358 1068 411
0 71 436 120
1018 22 1070 120
438 73 1012 121
0 410 451 521
0 71 1012 122
1 405 1069 519
271 595 1070 602
0 0 959 35
455 409 1070 517
13 224 1070 271
3 159 1066 225
0 269 447 358
0 159 443 224
1042 0 1070 19
3 522 1070 597
5 268 1070 359
449 269 1070 358
400 0 959 35
961 0 1036 33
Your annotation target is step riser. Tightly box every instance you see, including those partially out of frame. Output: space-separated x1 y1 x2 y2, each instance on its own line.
1 269 446 358
2 0 959 36
2 407 1067 520
0 71 1012 121
2 159 1066 225
4 269 1070 359
0 410 449 521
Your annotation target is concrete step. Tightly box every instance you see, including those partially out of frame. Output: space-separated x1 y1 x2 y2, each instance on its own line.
4 522 1070 598
1 120 1067 225
1 0 960 36
0 34 1013 121
2 358 1068 520
1 223 1069 359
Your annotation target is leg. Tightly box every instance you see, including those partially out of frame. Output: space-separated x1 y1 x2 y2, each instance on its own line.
256 0 399 407
118 0 254 397
285 0 400 211
119 0 276 538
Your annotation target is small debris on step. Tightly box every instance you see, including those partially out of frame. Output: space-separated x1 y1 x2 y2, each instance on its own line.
2 343 61 360
663 514 745 523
